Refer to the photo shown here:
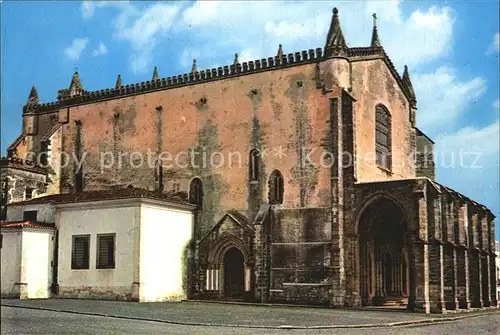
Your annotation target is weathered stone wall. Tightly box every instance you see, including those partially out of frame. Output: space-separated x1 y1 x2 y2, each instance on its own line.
0 167 47 205
57 63 332 237
351 59 415 181
416 131 435 180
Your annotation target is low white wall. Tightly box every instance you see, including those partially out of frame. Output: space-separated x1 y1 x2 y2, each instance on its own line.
0 231 22 298
139 204 193 302
22 229 54 298
56 203 140 300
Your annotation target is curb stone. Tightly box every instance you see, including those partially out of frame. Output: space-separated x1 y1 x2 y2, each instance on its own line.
1 303 499 330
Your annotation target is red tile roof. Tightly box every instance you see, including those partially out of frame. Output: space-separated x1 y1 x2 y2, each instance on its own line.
0 221 55 230
8 187 191 207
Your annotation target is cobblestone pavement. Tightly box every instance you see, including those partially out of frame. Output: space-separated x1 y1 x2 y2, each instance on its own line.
1 306 500 335
1 299 499 329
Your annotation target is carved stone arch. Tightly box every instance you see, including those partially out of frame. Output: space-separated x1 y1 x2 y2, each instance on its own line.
208 234 250 267
354 192 410 236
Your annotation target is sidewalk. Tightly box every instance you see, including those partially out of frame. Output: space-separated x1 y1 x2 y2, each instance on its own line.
1 299 498 329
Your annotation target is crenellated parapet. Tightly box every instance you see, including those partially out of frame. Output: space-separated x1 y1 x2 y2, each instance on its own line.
30 46 414 115
33 47 326 113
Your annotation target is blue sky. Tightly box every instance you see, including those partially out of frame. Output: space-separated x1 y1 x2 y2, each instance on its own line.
1 1 499 238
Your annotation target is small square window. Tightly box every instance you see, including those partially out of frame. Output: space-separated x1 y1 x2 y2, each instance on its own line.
25 187 34 200
71 235 90 270
23 210 38 222
97 234 115 269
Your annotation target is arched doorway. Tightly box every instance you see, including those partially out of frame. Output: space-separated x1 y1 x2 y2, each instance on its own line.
223 247 245 299
358 195 409 307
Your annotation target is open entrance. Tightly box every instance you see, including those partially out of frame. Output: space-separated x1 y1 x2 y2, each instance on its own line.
358 196 409 308
223 247 245 299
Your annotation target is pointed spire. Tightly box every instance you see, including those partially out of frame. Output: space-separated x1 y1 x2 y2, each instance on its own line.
371 13 381 47
24 85 40 113
27 85 39 104
402 65 416 104
191 59 198 73
233 53 239 65
325 7 348 57
152 66 159 81
277 44 284 58
69 71 83 91
115 74 122 88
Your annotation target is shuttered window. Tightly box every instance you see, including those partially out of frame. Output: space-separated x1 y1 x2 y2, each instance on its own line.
71 235 90 269
97 234 115 269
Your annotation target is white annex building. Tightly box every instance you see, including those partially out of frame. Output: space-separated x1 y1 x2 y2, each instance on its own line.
1 188 195 302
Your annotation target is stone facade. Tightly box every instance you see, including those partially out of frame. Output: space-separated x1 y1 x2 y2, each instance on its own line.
1 8 497 313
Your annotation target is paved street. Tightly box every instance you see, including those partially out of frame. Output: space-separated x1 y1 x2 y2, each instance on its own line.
1 299 499 334
2 306 500 335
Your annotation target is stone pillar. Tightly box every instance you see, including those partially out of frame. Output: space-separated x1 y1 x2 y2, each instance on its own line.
483 254 491 307
456 201 470 309
428 242 445 313
470 213 483 308
253 222 270 303
487 214 497 307
456 246 470 309
444 244 459 310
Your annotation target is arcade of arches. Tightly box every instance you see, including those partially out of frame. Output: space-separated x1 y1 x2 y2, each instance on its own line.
194 179 498 314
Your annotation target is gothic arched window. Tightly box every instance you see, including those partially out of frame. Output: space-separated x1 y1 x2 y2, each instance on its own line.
375 105 392 170
189 178 203 208
249 149 260 182
268 170 284 205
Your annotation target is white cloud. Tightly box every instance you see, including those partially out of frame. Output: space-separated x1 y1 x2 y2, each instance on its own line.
112 2 183 74
413 66 487 135
89 1 454 74
80 1 126 19
435 120 499 216
92 42 108 57
64 38 89 60
486 32 499 54
494 99 499 109
172 1 454 71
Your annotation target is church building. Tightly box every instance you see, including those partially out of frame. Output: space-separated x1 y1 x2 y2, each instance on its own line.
0 8 497 313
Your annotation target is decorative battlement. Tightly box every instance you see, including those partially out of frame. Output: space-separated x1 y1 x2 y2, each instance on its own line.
32 47 326 113
21 8 416 114
0 156 47 174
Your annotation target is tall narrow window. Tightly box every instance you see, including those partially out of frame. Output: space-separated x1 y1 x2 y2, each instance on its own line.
97 234 115 269
189 178 203 208
71 235 90 270
155 159 164 192
375 105 391 170
268 170 284 204
249 149 260 182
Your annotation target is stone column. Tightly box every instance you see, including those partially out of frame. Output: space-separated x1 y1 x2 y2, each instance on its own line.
456 201 470 309
487 214 497 307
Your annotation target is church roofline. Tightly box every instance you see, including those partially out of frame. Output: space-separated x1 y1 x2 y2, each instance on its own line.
356 177 494 217
25 45 414 114
415 127 435 144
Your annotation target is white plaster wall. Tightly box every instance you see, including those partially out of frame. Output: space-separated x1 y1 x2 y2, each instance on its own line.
21 229 54 298
139 205 193 302
57 203 140 298
0 231 22 297
7 203 55 223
